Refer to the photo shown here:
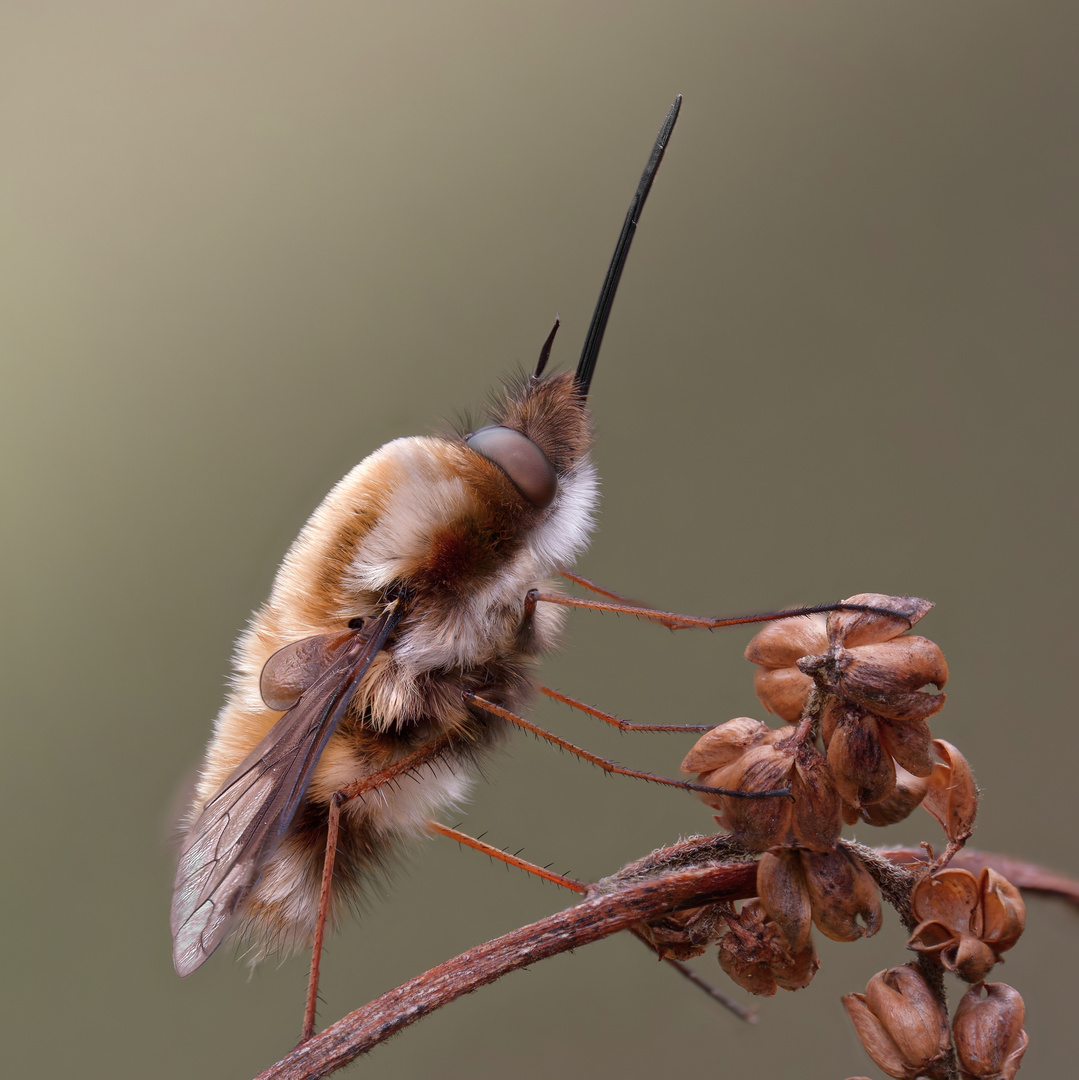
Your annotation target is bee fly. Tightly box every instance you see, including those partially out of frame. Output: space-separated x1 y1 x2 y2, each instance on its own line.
172 97 861 1038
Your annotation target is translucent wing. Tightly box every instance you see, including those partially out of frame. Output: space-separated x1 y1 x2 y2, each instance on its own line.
259 629 356 712
170 604 402 976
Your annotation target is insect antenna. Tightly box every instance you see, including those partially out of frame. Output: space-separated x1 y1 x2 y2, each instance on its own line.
574 94 681 399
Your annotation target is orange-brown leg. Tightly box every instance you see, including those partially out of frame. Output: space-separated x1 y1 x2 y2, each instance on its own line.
427 821 587 892
429 820 754 1021
465 691 789 800
532 588 913 631
558 571 700 629
559 569 632 602
540 685 714 733
301 734 456 1043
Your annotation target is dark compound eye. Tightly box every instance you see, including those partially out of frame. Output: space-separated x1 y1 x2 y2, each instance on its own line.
465 425 558 509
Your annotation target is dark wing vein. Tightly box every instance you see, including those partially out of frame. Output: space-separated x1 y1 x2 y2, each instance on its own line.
170 604 402 976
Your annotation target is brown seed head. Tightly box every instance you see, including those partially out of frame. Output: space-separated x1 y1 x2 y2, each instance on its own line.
800 848 882 942
745 613 829 668
826 593 935 648
952 982 1028 1080
908 868 1025 983
758 847 882 946
752 664 816 723
823 701 898 808
682 721 842 852
717 899 819 996
746 614 827 722
746 595 945 730
799 637 947 724
923 740 979 844
756 849 813 951
680 717 771 774
637 904 725 962
856 763 930 827
842 965 951 1080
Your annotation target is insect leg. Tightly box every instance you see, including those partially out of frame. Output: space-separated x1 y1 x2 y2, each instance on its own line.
540 685 714 733
464 692 789 800
428 820 753 1021
427 821 586 892
301 733 457 1043
558 571 696 629
530 590 923 631
560 569 632 601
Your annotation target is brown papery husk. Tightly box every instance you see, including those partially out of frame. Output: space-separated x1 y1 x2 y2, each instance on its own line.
802 848 882 942
753 665 814 722
744 614 828 669
680 717 771 774
827 594 934 649
757 849 813 951
826 707 897 809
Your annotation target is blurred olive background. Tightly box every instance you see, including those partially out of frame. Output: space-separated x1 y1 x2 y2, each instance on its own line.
3 3 1077 1077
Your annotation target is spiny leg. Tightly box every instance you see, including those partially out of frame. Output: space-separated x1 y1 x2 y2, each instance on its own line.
302 733 456 1043
541 685 714 733
429 821 754 1021
427 820 586 893
464 691 789 799
560 568 628 601
532 588 920 631
558 571 701 629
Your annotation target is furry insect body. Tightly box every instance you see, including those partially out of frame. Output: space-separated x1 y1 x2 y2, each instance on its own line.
171 97 682 979
173 374 598 970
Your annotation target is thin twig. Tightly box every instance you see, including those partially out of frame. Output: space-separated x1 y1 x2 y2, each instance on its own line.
877 846 1079 908
254 841 1079 1080
254 861 759 1080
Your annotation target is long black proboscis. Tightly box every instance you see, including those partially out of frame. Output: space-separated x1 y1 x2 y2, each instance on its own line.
574 94 681 399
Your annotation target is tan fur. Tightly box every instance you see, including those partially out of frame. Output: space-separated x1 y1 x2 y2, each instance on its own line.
182 377 599 961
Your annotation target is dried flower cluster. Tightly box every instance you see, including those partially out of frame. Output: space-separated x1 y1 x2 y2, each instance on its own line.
672 594 1029 1078
842 967 1028 1080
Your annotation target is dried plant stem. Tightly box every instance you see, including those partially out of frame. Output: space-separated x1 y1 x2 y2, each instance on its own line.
428 821 754 1020
254 861 758 1080
878 847 1079 908
253 841 1078 1080
848 842 960 1079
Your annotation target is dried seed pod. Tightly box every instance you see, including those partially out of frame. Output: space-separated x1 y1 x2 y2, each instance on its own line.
757 847 882 947
824 702 897 808
842 965 951 1080
952 982 1028 1080
683 724 842 852
877 713 935 778
974 870 1026 955
756 849 813 950
798 641 947 724
717 899 819 996
746 593 944 729
753 664 815 723
843 634 948 695
744 613 828 668
680 717 771 774
859 763 930 827
637 904 725 962
801 848 882 942
823 698 935 778
821 695 934 811
744 613 827 721
908 869 1025 983
923 740 979 844
826 593 935 648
